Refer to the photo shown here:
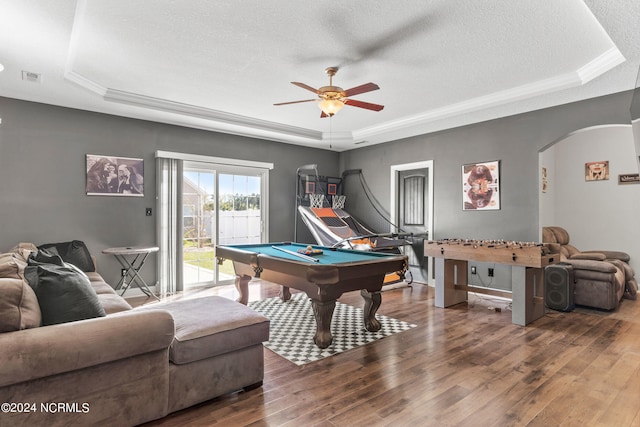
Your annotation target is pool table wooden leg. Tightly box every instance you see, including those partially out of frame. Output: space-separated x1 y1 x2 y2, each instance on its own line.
361 290 382 332
235 274 251 305
280 286 291 302
311 299 335 349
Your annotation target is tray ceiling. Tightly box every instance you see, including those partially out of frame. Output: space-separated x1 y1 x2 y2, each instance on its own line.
1 0 639 151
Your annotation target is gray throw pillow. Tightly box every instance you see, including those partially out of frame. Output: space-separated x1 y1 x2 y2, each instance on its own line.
37 240 96 272
25 252 105 326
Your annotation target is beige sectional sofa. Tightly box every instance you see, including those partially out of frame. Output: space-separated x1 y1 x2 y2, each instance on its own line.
0 242 269 426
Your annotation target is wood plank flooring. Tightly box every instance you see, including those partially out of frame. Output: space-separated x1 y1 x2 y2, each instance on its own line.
134 282 640 427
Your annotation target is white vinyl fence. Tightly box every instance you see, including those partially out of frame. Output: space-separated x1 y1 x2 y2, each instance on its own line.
216 210 261 245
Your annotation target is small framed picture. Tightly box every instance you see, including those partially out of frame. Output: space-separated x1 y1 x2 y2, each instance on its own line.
585 161 609 181
86 155 144 196
541 167 548 193
462 160 500 210
618 173 640 184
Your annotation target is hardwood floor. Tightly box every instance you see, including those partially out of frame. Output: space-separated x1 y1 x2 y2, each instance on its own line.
134 282 640 427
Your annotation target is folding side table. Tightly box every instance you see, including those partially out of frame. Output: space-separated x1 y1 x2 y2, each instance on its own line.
102 246 159 299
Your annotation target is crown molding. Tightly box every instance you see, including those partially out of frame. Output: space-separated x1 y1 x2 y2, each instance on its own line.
63 70 324 142
63 54 622 149
102 88 321 140
354 50 625 142
577 46 625 83
320 131 354 145
64 70 107 97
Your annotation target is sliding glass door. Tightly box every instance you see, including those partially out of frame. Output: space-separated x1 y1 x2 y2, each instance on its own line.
183 162 267 288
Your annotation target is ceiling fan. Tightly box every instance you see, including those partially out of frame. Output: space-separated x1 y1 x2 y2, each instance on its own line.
274 67 384 118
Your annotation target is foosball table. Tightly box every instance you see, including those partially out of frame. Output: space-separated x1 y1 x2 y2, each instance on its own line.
424 239 558 326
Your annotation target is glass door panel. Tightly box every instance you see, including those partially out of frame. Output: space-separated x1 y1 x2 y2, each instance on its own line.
216 173 263 284
183 163 266 288
218 173 262 245
182 169 216 287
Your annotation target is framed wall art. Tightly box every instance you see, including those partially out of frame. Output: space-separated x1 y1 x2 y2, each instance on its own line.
541 166 548 193
462 160 500 210
86 154 144 196
618 173 640 184
584 161 609 181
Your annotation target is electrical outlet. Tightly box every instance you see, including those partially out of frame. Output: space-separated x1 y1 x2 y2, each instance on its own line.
145 207 152 216
121 269 127 277
471 266 477 275
488 268 494 277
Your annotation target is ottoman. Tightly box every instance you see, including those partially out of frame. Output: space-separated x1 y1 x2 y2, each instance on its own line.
141 296 270 414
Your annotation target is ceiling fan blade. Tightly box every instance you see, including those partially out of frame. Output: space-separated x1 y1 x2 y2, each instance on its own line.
291 82 320 94
274 99 317 106
344 82 380 97
344 99 384 111
320 111 330 118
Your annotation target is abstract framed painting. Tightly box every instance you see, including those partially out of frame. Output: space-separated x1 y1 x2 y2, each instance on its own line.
462 160 500 210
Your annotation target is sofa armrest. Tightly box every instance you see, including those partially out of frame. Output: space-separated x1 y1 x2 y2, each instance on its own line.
0 309 174 387
581 250 631 263
569 252 606 261
564 259 617 274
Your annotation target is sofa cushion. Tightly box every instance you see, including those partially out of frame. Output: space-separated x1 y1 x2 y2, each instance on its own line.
137 296 269 365
0 277 42 332
0 252 27 279
37 240 96 272
90 279 133 314
9 242 38 261
85 271 107 284
0 251 41 332
25 252 106 326
98 293 134 314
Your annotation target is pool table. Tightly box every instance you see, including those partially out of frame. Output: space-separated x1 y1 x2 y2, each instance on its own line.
215 242 408 349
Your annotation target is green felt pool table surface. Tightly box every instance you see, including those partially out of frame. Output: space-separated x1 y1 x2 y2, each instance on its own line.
221 242 400 264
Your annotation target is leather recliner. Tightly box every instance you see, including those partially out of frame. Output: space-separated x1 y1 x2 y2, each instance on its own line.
542 226 638 310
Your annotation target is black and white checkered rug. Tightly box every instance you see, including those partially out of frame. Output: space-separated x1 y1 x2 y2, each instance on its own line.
249 293 416 365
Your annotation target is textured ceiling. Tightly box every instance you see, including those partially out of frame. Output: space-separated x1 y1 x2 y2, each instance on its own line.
1 0 639 151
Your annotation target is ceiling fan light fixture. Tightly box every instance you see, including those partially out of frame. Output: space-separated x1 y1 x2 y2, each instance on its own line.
275 66 383 118
318 99 344 116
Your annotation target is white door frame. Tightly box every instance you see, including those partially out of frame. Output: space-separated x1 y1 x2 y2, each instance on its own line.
390 160 434 285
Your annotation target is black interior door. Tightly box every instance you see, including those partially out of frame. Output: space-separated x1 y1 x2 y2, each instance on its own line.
398 168 429 281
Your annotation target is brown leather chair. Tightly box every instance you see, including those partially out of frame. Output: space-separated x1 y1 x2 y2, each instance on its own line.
542 226 637 309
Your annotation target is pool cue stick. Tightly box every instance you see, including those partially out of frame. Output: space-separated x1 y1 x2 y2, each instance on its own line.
271 245 320 263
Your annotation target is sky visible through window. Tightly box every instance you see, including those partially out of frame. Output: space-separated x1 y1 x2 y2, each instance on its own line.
184 171 260 197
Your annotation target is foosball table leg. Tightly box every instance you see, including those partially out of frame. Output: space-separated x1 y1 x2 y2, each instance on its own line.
512 266 545 326
435 258 468 308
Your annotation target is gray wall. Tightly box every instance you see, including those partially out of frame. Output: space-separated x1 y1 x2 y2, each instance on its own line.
0 97 339 286
339 91 635 244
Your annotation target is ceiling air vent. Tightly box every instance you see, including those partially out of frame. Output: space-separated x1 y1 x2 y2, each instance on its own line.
22 70 42 83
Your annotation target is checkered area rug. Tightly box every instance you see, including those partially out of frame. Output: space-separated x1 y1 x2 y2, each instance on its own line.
249 293 416 365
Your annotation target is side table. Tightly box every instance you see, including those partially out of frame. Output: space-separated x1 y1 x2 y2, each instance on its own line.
102 246 159 299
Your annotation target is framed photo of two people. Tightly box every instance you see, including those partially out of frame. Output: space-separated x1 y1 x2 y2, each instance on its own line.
86 154 144 197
